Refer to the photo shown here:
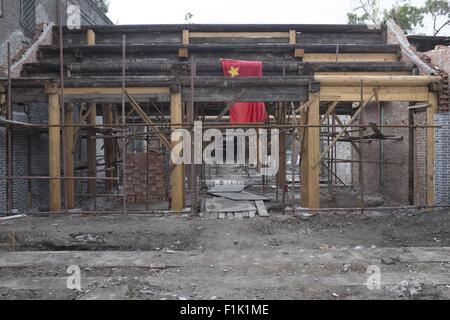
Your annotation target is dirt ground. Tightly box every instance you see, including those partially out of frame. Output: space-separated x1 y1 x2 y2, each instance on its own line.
0 208 449 300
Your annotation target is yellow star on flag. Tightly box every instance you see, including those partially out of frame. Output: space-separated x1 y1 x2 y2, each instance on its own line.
228 66 240 77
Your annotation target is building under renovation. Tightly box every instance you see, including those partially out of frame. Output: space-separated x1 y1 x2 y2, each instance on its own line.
0 16 449 216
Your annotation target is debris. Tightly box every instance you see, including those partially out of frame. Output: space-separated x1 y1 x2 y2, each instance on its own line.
207 185 245 194
255 201 269 217
0 214 27 222
211 191 269 201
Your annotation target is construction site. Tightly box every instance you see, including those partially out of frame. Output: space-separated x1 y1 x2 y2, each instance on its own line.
0 1 450 301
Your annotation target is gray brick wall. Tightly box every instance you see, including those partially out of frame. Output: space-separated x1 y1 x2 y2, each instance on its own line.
0 0 113 67
435 112 450 206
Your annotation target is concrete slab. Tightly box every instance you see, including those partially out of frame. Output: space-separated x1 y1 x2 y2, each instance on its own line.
205 198 256 213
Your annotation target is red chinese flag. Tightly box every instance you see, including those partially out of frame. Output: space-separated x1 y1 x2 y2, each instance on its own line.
221 59 268 123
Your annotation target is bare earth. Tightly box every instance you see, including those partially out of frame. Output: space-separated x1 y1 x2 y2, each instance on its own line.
0 209 449 300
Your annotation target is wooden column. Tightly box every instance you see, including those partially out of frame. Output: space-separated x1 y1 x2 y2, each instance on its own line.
86 29 97 194
48 91 61 212
87 103 97 194
171 91 185 212
64 103 75 209
427 92 438 206
103 103 116 191
276 103 286 187
300 93 320 209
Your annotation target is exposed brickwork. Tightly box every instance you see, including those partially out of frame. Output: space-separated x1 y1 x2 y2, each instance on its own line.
353 102 427 205
414 112 427 206
435 112 450 206
125 152 167 204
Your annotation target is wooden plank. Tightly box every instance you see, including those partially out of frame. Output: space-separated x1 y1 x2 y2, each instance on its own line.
48 92 61 213
427 92 438 206
315 75 439 87
63 87 171 95
64 103 75 209
189 32 290 39
300 93 320 209
182 30 190 45
86 30 96 46
289 30 297 44
126 91 172 150
171 92 185 213
304 53 397 62
315 92 375 168
315 72 411 76
255 201 269 217
320 101 339 125
320 86 429 102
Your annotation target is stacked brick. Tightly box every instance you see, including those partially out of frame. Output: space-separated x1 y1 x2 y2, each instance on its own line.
125 152 166 204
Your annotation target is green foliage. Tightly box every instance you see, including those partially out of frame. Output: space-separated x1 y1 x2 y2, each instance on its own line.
423 0 450 35
383 3 424 33
347 0 450 35
92 0 110 14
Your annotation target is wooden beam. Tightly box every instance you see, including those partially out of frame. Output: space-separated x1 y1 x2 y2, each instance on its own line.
48 91 61 213
86 30 96 46
64 103 75 209
289 30 297 44
315 92 375 168
315 72 411 76
427 92 438 206
300 93 320 209
182 30 190 45
315 75 439 87
63 87 171 95
125 91 172 150
171 92 185 213
189 32 291 39
320 86 429 102
320 101 339 125
304 53 397 62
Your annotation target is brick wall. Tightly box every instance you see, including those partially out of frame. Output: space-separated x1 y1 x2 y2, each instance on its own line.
435 112 450 206
353 102 427 205
414 112 427 206
125 152 167 204
0 0 113 67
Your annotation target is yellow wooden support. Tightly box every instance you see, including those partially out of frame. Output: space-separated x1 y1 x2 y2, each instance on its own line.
300 93 320 209
48 89 61 212
170 92 185 213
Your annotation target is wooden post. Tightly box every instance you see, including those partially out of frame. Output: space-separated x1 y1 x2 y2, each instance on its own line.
64 103 75 209
86 29 97 194
300 93 320 209
87 103 97 194
48 91 61 212
276 103 286 188
427 92 438 206
171 91 185 212
103 103 116 191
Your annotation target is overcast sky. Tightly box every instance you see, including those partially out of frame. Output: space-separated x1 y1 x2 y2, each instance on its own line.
107 0 450 36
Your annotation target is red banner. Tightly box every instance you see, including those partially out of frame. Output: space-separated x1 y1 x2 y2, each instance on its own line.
221 59 268 123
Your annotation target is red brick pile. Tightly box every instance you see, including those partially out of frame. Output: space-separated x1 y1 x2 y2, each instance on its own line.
125 152 166 204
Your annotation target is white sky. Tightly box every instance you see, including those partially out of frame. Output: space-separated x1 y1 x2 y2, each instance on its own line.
107 0 450 36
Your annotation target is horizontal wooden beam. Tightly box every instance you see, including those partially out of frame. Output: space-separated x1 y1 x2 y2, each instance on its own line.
189 32 291 39
61 87 171 95
304 53 397 62
320 86 429 102
315 75 440 87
